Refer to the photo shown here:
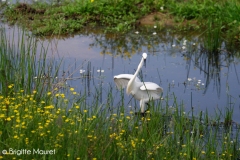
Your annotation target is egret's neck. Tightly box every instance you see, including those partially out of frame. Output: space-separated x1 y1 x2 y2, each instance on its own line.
126 58 144 94
133 58 144 78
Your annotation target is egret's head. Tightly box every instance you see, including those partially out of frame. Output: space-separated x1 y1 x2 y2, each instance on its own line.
142 53 147 59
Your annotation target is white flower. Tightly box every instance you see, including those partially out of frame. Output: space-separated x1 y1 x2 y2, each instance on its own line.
172 44 176 47
154 25 157 28
183 40 187 46
153 32 157 35
97 69 104 73
193 43 196 45
80 69 85 74
135 31 139 34
160 6 164 11
182 46 186 49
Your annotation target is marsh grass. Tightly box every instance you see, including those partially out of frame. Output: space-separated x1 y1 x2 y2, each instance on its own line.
0 26 61 98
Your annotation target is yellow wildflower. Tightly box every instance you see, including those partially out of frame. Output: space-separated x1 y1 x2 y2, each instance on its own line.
61 94 65 98
8 84 14 88
131 140 136 148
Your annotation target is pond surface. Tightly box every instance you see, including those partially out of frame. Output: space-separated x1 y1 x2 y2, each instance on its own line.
3 23 240 122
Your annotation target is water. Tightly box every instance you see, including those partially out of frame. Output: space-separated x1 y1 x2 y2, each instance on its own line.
2 23 240 122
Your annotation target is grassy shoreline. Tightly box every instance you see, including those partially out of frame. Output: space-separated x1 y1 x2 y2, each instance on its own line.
0 0 240 40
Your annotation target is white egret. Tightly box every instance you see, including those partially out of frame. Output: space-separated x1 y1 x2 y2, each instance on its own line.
114 53 163 115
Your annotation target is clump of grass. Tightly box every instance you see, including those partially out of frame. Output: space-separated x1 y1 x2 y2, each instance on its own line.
203 17 222 54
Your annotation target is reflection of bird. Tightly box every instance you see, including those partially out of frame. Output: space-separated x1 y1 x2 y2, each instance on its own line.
114 53 163 115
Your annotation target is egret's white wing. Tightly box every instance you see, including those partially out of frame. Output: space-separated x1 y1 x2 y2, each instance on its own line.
140 82 163 95
114 74 140 89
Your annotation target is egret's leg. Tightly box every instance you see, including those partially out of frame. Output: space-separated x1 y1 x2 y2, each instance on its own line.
140 99 148 113
145 102 150 112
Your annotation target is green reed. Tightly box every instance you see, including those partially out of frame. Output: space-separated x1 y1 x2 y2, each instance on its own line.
0 26 62 101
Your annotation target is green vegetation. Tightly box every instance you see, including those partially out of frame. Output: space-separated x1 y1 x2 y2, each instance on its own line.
0 0 240 39
0 26 240 160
